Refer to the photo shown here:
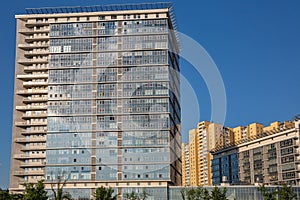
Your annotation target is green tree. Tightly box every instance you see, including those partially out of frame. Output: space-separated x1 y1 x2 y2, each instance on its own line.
276 184 297 200
180 187 190 200
194 187 210 200
210 186 227 200
23 180 48 200
9 193 24 200
258 183 297 200
94 186 117 200
0 189 23 200
0 189 11 200
50 176 72 200
124 190 148 200
257 184 276 200
180 187 210 200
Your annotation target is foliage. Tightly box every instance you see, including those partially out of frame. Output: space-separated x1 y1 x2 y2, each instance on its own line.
0 188 23 200
94 186 117 200
180 186 213 200
210 186 227 200
258 184 297 200
276 184 297 200
257 184 277 200
124 190 148 200
0 189 11 200
23 180 48 200
50 176 72 200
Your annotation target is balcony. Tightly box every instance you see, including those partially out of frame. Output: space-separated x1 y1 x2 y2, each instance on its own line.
18 58 48 65
17 73 48 80
14 170 45 176
23 97 48 103
16 105 47 111
24 66 49 72
16 89 48 96
19 28 50 34
14 154 47 160
15 121 47 127
25 20 49 28
23 81 48 87
20 162 46 168
15 137 46 143
25 36 50 42
22 113 48 119
21 130 47 135
24 51 49 57
18 43 49 50
21 145 46 151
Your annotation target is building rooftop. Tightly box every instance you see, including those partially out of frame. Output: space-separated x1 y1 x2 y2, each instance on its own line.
26 2 172 15
24 2 179 44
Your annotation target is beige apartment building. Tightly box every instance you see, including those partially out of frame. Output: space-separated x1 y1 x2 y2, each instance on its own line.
10 3 181 199
184 121 233 186
184 118 298 186
212 119 300 185
181 143 190 186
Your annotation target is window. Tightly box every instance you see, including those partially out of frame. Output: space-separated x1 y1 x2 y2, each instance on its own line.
74 159 77 162
77 17 80 21
86 17 90 21
111 15 117 19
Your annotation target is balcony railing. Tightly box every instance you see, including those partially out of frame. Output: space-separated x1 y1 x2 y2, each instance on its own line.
21 130 47 135
16 89 48 95
20 162 46 168
16 105 47 110
15 121 47 127
25 20 49 28
14 154 47 159
18 28 50 34
14 170 45 176
15 137 46 143
18 43 49 49
22 113 48 118
23 81 48 87
17 73 48 80
18 58 48 65
25 36 50 42
24 51 50 57
23 97 48 103
21 145 46 151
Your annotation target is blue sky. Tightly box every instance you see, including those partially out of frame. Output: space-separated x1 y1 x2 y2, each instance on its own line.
0 0 299 188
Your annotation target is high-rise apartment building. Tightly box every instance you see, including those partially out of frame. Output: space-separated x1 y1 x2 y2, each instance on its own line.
181 143 190 186
10 3 181 199
212 120 299 185
185 121 233 186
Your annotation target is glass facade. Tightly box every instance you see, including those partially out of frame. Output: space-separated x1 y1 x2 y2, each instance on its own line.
212 153 239 185
44 9 181 199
